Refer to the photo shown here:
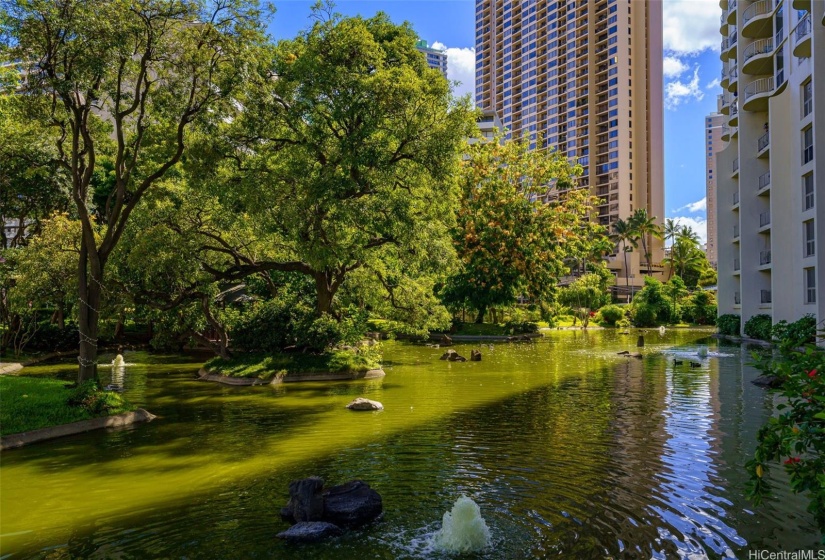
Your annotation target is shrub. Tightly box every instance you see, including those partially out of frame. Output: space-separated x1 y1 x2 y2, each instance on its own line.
230 297 306 352
631 304 657 327
598 304 625 327
771 315 817 348
716 314 741 336
68 381 128 415
744 314 773 341
504 320 539 334
683 290 717 325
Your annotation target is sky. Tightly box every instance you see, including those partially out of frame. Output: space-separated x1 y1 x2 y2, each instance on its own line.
269 0 724 244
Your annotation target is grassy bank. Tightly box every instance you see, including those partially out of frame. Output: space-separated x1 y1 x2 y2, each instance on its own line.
203 346 382 381
0 376 134 437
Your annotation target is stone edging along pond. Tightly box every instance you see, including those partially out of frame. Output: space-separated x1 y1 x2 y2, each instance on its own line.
197 368 386 386
0 409 157 450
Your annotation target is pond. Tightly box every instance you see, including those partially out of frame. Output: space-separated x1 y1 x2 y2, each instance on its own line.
0 329 820 558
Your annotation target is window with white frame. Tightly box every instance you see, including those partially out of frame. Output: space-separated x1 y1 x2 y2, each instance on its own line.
803 126 813 165
805 267 816 304
802 79 813 117
804 173 815 210
804 219 816 257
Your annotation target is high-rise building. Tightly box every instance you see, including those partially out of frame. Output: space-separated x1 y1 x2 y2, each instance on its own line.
716 0 825 330
416 40 448 77
475 0 665 294
706 96 726 270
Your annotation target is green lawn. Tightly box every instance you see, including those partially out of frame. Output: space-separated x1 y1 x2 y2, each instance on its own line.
204 347 382 380
0 376 133 436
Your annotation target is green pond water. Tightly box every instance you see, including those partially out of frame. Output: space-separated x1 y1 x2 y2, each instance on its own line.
0 329 821 558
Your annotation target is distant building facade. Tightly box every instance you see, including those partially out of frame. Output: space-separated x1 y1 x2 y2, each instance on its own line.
416 40 448 77
705 96 726 270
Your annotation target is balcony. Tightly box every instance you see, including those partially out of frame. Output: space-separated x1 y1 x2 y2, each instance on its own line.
742 38 774 75
758 171 771 192
733 191 740 206
757 131 770 156
761 289 772 305
729 103 739 127
728 65 739 93
727 0 738 24
726 28 739 59
733 224 740 238
721 125 731 141
720 12 729 35
743 77 774 111
742 0 774 38
759 250 772 266
734 258 741 271
732 157 740 177
793 13 811 58
792 0 810 10
721 66 730 90
735 291 741 305
759 210 771 228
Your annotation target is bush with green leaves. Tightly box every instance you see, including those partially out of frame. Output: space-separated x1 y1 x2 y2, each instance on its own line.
629 277 677 326
504 320 539 334
631 304 657 328
717 314 741 336
682 290 717 325
744 314 773 341
746 330 825 540
598 304 625 327
68 381 129 415
771 315 817 348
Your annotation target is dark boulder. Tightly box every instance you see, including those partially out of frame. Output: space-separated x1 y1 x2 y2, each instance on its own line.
276 521 342 542
322 480 383 527
470 349 482 361
752 375 783 389
283 476 325 522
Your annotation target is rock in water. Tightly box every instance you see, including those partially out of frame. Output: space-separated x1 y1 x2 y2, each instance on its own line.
284 477 325 522
346 397 384 411
276 521 342 542
322 480 383 527
433 496 491 553
470 349 482 361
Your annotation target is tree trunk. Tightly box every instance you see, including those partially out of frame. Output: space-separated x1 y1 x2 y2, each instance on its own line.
623 243 630 302
314 273 336 316
475 305 487 324
201 296 229 359
77 240 102 384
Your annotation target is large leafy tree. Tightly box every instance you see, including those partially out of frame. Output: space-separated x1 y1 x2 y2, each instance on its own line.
2 0 265 381
444 137 609 323
664 225 710 286
610 218 638 294
191 8 475 319
557 272 611 328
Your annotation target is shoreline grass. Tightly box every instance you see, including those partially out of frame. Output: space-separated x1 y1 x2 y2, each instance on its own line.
0 376 134 437
203 347 382 381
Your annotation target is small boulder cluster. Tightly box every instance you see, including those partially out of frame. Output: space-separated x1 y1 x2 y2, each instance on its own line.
439 349 482 362
278 477 383 542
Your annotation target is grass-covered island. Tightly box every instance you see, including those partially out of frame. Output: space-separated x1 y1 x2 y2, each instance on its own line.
202 344 383 383
0 377 135 437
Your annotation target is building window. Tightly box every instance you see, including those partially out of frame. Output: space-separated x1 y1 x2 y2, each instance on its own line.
804 173 815 210
804 219 816 257
805 267 816 304
803 126 813 164
802 80 813 117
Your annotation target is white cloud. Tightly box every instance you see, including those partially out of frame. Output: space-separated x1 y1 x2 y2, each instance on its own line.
705 77 721 90
663 0 723 55
663 56 688 78
669 216 708 245
674 197 707 213
665 66 704 109
432 41 475 100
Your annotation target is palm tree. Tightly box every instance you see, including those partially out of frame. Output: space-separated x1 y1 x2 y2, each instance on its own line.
677 225 700 245
664 218 679 247
629 209 663 276
664 228 703 279
611 218 638 298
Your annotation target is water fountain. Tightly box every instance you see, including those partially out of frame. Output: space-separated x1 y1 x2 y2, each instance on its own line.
106 354 126 391
432 496 491 553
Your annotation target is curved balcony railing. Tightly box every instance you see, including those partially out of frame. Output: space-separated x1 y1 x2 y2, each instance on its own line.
743 77 774 110
793 13 812 57
743 37 774 63
742 0 773 32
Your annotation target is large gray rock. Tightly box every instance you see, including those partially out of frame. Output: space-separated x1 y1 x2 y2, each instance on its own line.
276 521 342 542
284 476 325 522
346 397 384 411
322 480 383 527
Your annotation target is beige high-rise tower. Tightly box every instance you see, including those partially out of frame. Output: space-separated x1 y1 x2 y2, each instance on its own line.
706 96 726 270
716 0 825 331
475 0 665 297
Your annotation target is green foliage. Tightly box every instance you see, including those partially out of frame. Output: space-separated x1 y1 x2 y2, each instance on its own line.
204 344 382 380
504 320 539 334
630 277 673 326
663 225 713 288
66 380 131 416
631 304 657 328
597 304 625 327
745 332 825 539
716 314 741 336
771 315 818 348
744 314 773 341
698 267 718 288
682 290 717 325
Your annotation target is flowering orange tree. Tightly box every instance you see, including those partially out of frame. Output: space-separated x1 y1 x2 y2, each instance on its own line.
746 332 825 540
442 137 610 322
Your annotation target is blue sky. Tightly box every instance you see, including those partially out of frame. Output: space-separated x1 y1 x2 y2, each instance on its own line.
269 0 723 243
